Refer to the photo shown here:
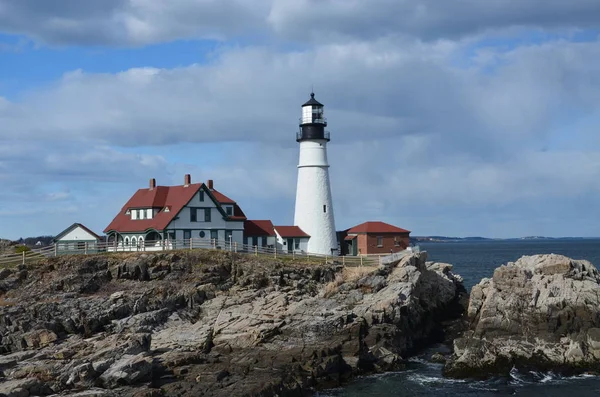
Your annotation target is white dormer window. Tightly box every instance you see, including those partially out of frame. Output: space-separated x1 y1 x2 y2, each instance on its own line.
146 209 153 219
132 210 138 220
225 206 233 216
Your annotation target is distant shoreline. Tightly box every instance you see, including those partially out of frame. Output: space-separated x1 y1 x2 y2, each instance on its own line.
412 236 600 243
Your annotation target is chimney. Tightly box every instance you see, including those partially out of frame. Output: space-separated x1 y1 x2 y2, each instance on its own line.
184 174 191 186
207 179 214 190
149 178 156 190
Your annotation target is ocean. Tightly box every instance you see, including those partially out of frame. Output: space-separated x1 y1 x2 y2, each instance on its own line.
320 239 600 396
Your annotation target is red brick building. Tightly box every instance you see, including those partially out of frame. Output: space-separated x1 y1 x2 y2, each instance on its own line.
343 221 411 256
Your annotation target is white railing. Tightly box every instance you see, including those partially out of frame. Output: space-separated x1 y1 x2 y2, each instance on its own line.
0 238 417 268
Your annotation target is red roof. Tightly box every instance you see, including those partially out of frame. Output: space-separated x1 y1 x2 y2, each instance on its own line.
347 221 411 234
244 220 275 237
104 183 246 233
274 226 310 238
212 190 236 204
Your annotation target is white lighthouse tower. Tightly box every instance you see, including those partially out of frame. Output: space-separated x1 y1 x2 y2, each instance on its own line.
293 93 338 255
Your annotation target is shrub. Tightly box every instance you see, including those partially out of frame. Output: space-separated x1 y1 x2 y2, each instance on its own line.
14 245 31 254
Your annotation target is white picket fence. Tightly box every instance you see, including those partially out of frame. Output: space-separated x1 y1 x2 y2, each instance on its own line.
0 238 419 268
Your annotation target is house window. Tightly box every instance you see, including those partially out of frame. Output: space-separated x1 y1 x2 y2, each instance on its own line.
210 230 218 241
199 231 206 238
204 208 211 222
226 206 233 216
190 208 197 222
377 236 383 247
199 191 205 202
225 230 233 242
184 230 191 241
131 210 137 220
323 205 326 213
252 237 258 246
394 237 400 247
140 210 145 220
262 237 267 247
295 240 300 250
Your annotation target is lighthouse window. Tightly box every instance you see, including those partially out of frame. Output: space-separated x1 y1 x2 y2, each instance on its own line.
323 205 327 213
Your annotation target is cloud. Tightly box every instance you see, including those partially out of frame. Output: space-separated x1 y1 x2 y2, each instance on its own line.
3 37 600 161
0 0 268 46
2 0 600 47
268 0 600 42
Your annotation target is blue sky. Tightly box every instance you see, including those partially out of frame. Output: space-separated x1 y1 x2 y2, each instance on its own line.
1 0 600 240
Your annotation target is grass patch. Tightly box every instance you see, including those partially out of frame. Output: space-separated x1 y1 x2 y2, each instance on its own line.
323 265 380 297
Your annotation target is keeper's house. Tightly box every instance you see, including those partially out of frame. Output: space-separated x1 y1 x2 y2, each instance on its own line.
104 175 247 251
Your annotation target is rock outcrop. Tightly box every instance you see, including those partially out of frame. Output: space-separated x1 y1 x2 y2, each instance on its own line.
444 254 600 378
0 249 465 396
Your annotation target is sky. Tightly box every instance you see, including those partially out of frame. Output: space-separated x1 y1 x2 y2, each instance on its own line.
1 0 600 240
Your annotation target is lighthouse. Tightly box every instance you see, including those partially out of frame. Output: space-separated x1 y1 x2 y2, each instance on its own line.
293 93 338 255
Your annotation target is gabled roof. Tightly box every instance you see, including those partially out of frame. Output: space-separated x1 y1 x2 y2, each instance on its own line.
347 221 411 234
274 226 310 238
104 182 246 234
244 220 276 237
54 223 102 242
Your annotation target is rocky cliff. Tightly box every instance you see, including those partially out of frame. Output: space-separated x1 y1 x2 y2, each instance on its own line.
0 249 465 396
444 254 600 378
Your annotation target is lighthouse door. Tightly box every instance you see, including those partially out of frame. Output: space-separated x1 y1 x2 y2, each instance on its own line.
286 239 294 253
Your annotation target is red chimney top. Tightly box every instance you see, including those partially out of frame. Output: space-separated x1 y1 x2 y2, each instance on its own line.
207 179 214 190
184 174 191 186
149 178 156 190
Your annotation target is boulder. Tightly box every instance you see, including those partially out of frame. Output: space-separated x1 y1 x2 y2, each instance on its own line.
444 254 600 378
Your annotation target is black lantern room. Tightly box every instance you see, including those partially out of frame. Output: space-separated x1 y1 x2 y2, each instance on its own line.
297 92 330 142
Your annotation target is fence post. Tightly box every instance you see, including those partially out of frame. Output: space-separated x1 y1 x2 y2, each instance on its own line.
292 250 295 259
325 254 328 265
360 256 363 267
54 243 58 257
255 245 258 256
379 255 381 266
190 238 193 250
342 255 345 266
84 242 88 255
22 250 25 265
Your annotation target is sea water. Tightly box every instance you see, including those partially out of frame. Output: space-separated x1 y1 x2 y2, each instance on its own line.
320 239 600 396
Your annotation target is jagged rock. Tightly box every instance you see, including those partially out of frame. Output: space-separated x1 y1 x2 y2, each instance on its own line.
0 249 465 396
444 254 600 378
21 329 58 349
0 377 48 397
99 354 153 389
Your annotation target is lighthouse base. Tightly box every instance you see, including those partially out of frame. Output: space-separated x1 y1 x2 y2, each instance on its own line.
294 166 338 256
